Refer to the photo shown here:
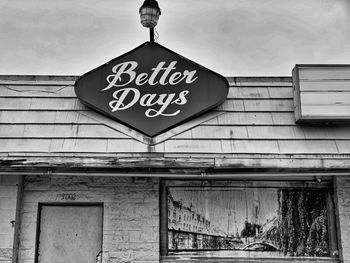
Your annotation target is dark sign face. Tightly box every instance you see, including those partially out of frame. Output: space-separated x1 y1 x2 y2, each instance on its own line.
75 42 228 137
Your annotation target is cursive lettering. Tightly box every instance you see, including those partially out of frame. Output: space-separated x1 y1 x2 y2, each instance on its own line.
109 88 189 117
102 60 197 118
103 61 198 91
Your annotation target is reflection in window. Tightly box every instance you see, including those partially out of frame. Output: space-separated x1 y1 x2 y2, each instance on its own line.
167 187 329 257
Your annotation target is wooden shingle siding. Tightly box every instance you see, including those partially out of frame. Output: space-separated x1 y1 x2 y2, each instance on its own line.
173 125 350 140
0 75 76 84
0 80 75 86
163 139 224 153
0 138 149 153
204 112 273 125
268 87 294 98
226 140 280 154
271 113 296 124
0 98 86 110
336 141 350 154
218 99 294 112
204 112 296 125
0 124 129 138
107 139 150 152
0 139 52 152
162 139 345 154
246 126 304 139
0 76 349 164
0 98 294 113
278 140 339 154
0 84 293 99
228 87 293 99
0 111 96 124
163 139 281 154
173 126 248 139
302 126 350 139
0 85 76 97
49 139 109 152
243 99 294 112
227 77 292 87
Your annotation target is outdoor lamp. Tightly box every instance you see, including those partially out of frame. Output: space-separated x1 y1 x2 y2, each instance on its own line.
139 0 161 42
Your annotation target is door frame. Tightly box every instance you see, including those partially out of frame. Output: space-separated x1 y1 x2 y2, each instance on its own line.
34 203 104 263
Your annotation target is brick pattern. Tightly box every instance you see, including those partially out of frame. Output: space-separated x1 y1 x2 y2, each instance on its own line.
336 176 350 263
0 175 20 263
18 175 159 263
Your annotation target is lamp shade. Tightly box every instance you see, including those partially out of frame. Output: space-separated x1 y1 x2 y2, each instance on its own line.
139 0 161 28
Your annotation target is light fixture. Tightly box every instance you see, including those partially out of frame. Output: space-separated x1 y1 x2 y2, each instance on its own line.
139 0 161 42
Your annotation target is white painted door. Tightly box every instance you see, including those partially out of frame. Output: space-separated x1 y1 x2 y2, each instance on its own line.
37 205 103 263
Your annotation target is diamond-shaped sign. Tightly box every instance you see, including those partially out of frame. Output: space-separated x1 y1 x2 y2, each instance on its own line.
75 42 228 137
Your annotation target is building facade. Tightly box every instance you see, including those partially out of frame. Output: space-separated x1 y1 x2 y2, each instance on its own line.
0 72 350 263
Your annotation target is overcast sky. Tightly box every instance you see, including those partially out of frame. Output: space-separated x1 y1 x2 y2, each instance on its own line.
0 0 349 76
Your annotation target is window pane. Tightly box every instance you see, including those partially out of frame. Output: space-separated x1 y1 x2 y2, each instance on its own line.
167 187 329 257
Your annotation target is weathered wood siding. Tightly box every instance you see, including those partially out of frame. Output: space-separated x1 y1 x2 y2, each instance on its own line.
0 75 349 170
293 65 350 121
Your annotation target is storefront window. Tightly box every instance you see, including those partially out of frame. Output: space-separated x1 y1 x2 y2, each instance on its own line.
161 181 337 261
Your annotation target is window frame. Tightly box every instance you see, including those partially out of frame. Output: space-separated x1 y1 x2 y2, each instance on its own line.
160 179 339 263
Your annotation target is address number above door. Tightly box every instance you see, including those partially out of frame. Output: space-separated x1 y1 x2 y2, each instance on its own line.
75 42 228 137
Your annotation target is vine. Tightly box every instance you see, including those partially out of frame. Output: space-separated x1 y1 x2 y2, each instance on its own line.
276 189 329 257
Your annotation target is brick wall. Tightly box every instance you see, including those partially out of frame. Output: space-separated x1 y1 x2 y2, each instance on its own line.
0 175 20 263
336 176 350 263
17 174 350 263
18 175 160 263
